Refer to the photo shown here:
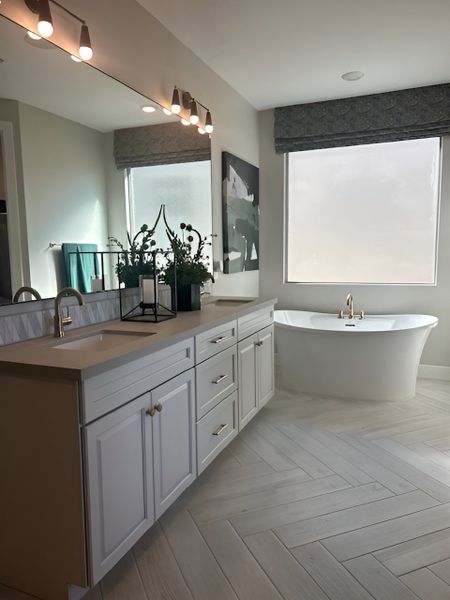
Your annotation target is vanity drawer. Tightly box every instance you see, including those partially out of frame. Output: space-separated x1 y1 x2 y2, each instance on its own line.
197 391 238 474
196 346 237 419
82 338 194 423
238 306 274 341
195 319 237 363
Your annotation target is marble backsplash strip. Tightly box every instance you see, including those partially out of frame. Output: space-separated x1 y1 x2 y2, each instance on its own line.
0 290 140 347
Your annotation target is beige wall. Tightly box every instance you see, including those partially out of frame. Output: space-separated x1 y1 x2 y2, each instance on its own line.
0 139 5 200
259 109 450 367
18 103 109 298
0 0 260 297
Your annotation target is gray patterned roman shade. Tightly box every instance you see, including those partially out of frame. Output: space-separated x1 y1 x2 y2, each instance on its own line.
274 83 450 153
114 121 211 169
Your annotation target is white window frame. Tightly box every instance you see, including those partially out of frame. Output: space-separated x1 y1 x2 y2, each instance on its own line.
283 138 443 286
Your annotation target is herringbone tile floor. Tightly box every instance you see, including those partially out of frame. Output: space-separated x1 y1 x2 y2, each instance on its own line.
3 379 450 599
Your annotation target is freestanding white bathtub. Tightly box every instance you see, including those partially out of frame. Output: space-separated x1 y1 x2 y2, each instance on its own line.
274 310 438 401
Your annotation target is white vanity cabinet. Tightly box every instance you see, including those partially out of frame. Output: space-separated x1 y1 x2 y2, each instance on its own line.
85 368 196 584
238 324 275 429
85 393 155 583
0 299 276 600
151 369 196 518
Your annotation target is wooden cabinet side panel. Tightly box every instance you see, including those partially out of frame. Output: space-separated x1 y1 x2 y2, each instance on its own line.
0 373 86 600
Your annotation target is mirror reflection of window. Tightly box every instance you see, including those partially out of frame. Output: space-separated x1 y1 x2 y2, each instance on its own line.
127 161 213 268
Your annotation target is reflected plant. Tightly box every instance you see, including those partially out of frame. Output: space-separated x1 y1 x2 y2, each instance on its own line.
108 206 163 287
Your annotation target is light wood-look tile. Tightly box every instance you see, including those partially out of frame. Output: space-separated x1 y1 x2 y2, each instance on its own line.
291 542 374 600
276 489 438 548
344 554 420 600
401 569 450 600
133 522 193 600
244 531 329 600
430 559 450 585
100 553 147 600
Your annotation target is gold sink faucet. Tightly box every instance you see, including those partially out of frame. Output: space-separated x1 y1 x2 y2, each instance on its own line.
54 287 84 338
13 286 41 302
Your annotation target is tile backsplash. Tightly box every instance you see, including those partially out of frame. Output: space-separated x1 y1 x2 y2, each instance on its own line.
0 291 123 346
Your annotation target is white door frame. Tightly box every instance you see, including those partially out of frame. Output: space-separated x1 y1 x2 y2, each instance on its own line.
0 121 28 292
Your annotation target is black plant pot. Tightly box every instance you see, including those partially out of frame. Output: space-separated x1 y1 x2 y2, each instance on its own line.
176 283 201 311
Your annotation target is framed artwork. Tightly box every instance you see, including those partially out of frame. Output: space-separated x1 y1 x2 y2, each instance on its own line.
222 151 259 273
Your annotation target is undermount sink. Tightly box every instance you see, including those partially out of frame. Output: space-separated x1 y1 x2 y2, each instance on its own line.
50 330 156 351
211 298 254 307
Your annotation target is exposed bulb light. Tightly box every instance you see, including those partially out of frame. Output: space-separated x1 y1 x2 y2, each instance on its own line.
198 128 206 135
142 105 156 113
79 23 93 61
189 100 199 125
70 54 82 63
181 118 191 126
171 87 181 114
163 107 172 115
37 0 54 38
205 110 213 134
27 30 42 40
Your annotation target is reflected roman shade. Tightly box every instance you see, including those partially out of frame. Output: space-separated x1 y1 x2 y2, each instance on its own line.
114 121 211 169
274 83 450 153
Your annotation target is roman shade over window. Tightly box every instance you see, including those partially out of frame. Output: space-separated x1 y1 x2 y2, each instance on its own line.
274 83 450 153
114 121 211 169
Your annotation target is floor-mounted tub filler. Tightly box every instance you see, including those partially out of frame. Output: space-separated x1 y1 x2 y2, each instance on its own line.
274 308 438 401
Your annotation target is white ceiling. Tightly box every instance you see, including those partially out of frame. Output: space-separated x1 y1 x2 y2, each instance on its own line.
0 16 176 132
137 0 450 109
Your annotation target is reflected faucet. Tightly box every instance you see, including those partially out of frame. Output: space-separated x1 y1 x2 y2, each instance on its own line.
13 286 42 303
54 287 84 338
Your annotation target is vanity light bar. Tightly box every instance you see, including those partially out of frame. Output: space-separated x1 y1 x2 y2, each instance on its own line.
24 0 93 60
168 86 213 135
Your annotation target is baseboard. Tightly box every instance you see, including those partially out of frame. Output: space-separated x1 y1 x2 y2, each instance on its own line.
418 364 450 381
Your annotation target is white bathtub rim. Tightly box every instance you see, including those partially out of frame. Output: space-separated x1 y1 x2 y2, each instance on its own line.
274 310 438 334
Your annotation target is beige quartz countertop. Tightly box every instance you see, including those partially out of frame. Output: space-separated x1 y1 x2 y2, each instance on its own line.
0 297 276 380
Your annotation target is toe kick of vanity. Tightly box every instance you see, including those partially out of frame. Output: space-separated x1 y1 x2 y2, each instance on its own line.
0 299 275 600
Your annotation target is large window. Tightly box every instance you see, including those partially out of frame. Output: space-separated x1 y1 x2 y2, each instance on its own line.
127 160 212 266
286 138 441 284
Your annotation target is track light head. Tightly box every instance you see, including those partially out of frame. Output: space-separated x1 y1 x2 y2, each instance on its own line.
171 88 181 114
189 100 199 125
205 110 213 134
37 0 53 38
79 23 93 61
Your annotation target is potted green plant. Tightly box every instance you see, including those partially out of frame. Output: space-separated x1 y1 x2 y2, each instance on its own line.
108 208 162 288
163 217 213 311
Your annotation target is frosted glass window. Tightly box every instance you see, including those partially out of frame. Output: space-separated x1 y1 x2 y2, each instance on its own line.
128 161 212 265
286 138 441 284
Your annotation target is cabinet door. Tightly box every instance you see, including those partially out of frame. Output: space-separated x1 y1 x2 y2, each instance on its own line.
238 333 258 430
85 393 154 584
257 325 275 408
152 369 196 518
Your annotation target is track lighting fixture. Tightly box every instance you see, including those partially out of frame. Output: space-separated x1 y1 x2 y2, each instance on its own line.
24 1 93 59
198 128 206 135
163 108 173 115
205 111 213 134
171 88 181 114
181 118 191 126
189 100 199 125
79 23 93 61
70 54 82 63
27 30 42 40
37 0 53 38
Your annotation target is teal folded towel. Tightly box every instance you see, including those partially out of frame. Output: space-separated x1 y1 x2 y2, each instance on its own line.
61 243 98 293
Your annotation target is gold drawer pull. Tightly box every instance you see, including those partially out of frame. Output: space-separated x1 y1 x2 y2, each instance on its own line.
211 336 228 344
212 423 228 436
255 340 264 347
212 374 229 385
146 407 156 417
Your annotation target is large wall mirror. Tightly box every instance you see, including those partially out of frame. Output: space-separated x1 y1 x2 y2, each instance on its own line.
0 15 212 306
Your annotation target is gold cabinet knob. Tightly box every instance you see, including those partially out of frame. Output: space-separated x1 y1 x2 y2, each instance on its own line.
155 403 163 412
146 407 156 417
